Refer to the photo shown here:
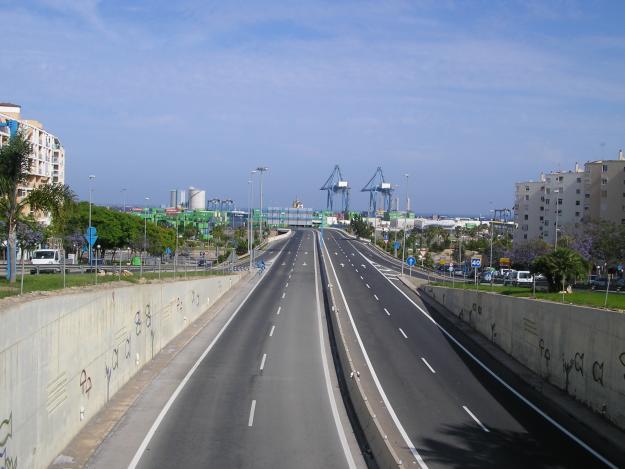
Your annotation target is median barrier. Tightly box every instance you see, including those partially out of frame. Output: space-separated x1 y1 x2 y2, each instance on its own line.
0 274 242 469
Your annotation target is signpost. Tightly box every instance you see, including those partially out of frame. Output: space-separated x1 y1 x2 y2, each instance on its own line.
471 257 481 289
406 255 416 277
393 241 401 257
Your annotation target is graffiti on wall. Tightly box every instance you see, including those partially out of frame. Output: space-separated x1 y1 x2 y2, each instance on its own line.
0 412 17 469
79 370 92 397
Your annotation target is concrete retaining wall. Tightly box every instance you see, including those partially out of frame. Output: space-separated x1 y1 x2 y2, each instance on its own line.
0 275 240 469
422 286 625 430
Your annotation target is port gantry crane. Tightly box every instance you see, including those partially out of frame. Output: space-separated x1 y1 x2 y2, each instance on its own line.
320 165 350 213
361 166 394 216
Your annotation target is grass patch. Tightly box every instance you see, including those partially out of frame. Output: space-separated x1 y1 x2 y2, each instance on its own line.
430 282 625 311
0 270 228 299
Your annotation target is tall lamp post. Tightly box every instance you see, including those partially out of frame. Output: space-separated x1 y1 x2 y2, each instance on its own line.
554 189 560 249
401 173 409 276
88 175 96 267
489 207 495 269
249 170 257 269
256 167 268 245
141 196 150 278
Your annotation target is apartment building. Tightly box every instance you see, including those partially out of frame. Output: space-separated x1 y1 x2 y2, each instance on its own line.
583 150 625 224
513 166 585 245
0 103 66 224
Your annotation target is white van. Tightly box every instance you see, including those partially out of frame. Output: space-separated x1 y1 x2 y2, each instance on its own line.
504 270 533 286
31 249 63 274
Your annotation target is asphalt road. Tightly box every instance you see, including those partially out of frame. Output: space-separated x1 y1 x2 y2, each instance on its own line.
321 228 616 469
127 229 359 469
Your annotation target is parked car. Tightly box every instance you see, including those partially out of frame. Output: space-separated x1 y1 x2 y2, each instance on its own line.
504 270 533 286
30 249 63 274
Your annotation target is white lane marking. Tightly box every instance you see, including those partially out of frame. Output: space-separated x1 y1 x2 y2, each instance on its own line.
248 400 257 427
343 233 619 469
366 283 370 289
260 353 267 372
360 276 363 280
285 282 289 288
321 232 428 468
421 357 436 374
374 294 379 301
269 325 275 337
128 238 289 469
355 269 358 273
384 308 391 316
463 406 489 432
276 306 281 315
282 292 286 299
313 231 358 469
399 328 408 339
289 274 292 279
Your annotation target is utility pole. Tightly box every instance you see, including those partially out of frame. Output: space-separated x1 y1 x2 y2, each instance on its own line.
401 173 409 276
256 167 268 245
88 175 96 267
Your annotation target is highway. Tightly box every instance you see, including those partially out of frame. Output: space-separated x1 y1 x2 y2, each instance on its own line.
120 229 360 469
321 228 616 468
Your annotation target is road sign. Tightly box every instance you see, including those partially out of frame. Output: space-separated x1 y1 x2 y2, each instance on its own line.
84 227 98 247
393 241 401 250
383 232 389 241
471 257 482 268
165 247 172 255
406 256 416 266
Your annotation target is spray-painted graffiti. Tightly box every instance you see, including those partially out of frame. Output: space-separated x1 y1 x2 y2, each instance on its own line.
574 352 584 376
124 333 132 359
79 369 92 396
539 339 551 366
490 322 496 343
111 348 119 371
592 361 604 386
562 355 573 392
145 304 152 329
191 290 200 306
176 297 183 313
134 311 142 336
0 412 17 469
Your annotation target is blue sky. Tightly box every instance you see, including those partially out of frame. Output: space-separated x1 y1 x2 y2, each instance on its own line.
2 0 625 214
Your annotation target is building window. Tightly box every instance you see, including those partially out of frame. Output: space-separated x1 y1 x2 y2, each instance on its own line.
577 177 582 183
523 234 527 239
558 198 563 205
524 195 529 201
525 186 530 191
544 220 549 226
539 216 544 221
545 199 550 204
546 188 551 194
602 178 608 185
576 200 580 205
575 212 580 217
603 164 608 172
524 214 528 220
585 193 590 198
540 206 544 211
576 189 581 194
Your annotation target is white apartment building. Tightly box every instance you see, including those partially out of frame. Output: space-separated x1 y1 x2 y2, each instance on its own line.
0 103 66 224
583 150 625 224
513 166 585 245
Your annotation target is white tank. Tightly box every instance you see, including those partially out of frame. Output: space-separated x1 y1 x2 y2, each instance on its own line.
177 189 186 208
188 187 206 210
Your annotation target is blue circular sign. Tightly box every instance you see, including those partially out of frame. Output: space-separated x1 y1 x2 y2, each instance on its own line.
393 241 401 250
406 256 416 266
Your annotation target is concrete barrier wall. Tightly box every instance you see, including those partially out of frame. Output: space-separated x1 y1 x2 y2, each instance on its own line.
422 286 625 430
0 275 240 469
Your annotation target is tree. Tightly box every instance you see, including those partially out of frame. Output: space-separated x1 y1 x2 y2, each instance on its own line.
350 214 373 238
0 132 74 283
532 247 589 292
506 239 551 269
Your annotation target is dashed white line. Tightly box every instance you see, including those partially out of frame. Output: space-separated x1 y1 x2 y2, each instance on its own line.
366 283 370 289
282 292 286 299
248 400 257 427
374 294 379 301
399 328 408 339
355 269 358 273
260 353 267 372
276 306 281 315
421 357 436 373
360 276 363 280
463 406 489 432
269 325 275 337
384 308 390 316
285 282 289 288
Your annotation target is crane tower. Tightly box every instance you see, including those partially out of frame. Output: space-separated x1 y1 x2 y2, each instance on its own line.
320 165 350 213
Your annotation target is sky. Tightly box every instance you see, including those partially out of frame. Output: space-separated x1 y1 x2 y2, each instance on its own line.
2 0 625 215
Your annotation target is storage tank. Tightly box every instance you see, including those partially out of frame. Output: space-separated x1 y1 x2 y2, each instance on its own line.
177 189 186 208
188 187 206 210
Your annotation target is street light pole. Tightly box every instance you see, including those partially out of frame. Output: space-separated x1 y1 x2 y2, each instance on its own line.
554 189 560 249
489 208 494 269
88 175 96 267
141 197 149 278
256 167 268 245
249 170 257 269
401 173 409 276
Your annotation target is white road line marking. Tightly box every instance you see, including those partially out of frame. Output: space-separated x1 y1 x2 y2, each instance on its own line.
248 400 257 427
285 282 289 288
374 294 379 301
269 325 275 337
342 232 618 469
421 357 436 373
399 328 408 339
384 308 390 316
463 406 489 432
276 306 281 315
313 231 358 469
355 269 358 273
360 276 363 280
366 283 370 289
260 353 267 371
282 292 286 299
128 238 290 469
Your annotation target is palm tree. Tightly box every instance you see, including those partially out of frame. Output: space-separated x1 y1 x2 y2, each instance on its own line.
0 132 74 283
532 247 588 292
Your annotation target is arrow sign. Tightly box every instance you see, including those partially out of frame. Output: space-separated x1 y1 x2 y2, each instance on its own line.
406 256 416 266
393 241 401 250
85 227 98 246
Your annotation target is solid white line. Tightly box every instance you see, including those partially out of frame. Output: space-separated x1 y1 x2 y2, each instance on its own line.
282 292 285 299
374 294 379 301
399 328 408 339
321 231 428 468
128 237 289 469
269 325 275 337
248 400 257 427
463 405 489 432
314 231 358 469
343 233 618 469
384 308 390 316
260 353 267 371
276 306 281 315
421 357 436 374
